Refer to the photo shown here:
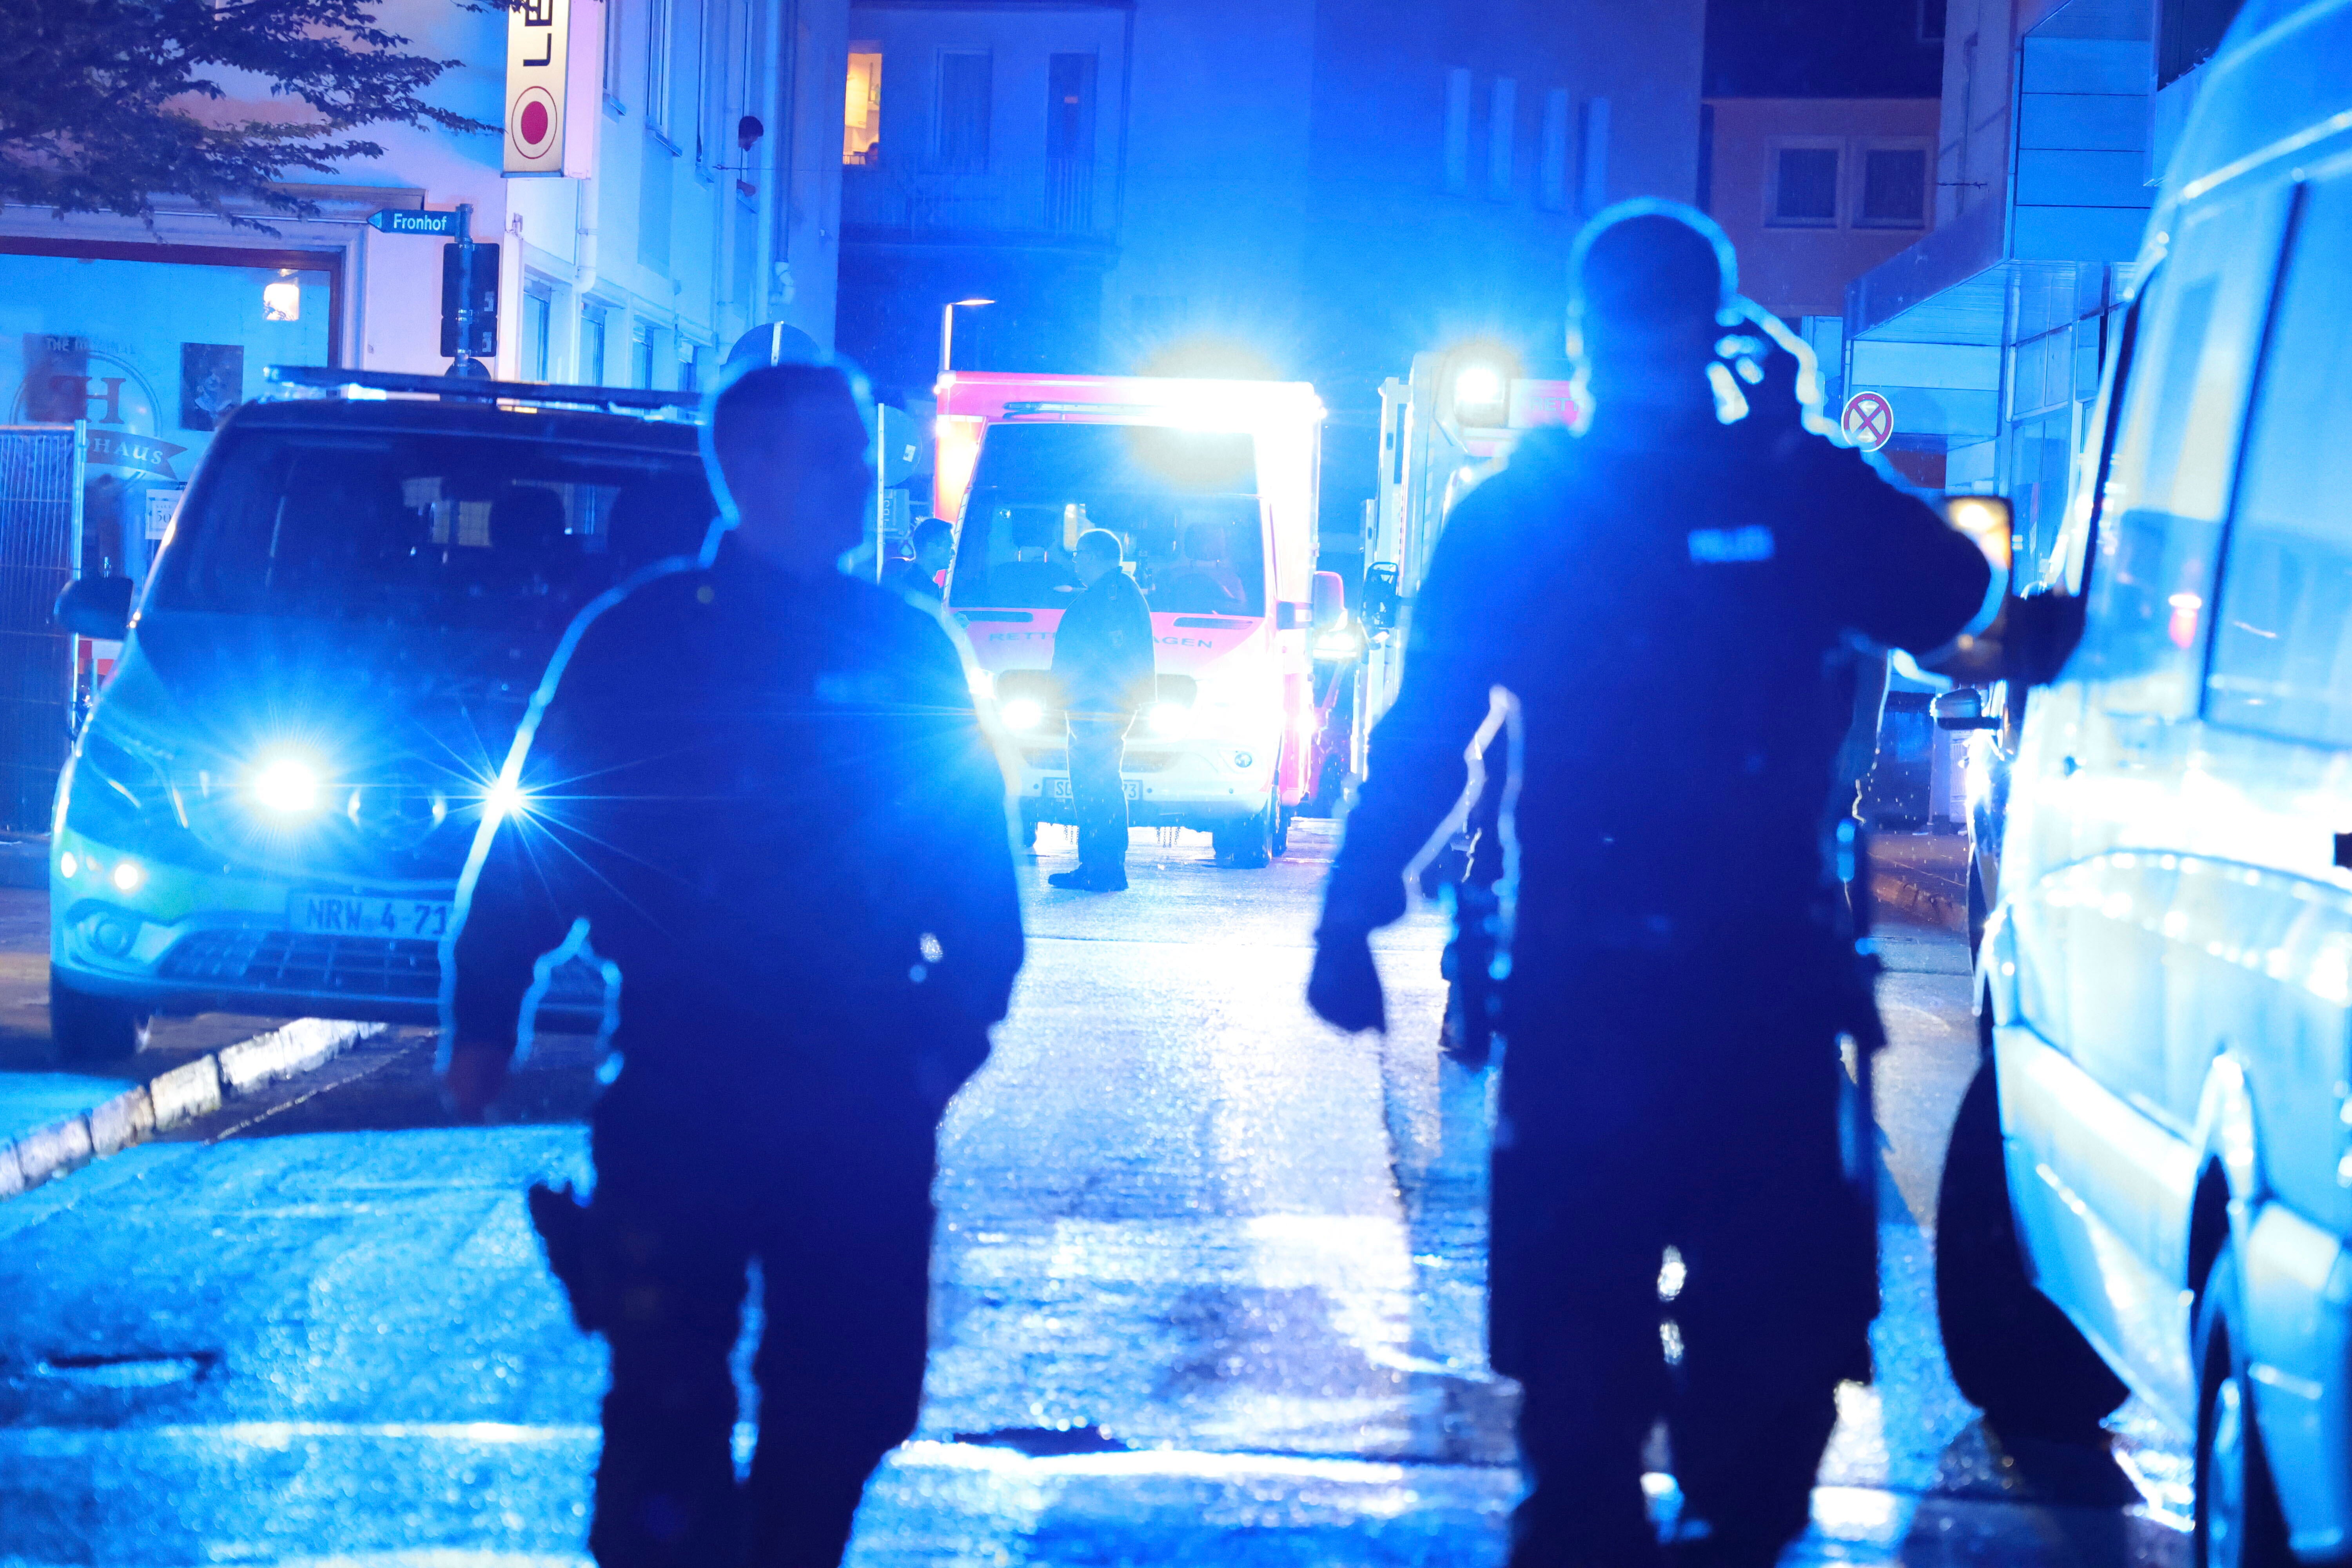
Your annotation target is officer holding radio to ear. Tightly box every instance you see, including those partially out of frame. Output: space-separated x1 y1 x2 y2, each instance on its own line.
1310 202 1999 1568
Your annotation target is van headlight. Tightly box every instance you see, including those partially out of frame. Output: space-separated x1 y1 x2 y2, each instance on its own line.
1146 701 1193 739
1000 697 1046 733
252 756 323 815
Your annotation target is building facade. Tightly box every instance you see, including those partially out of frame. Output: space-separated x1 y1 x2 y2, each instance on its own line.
0 0 847 586
1843 0 2245 545
831 0 1708 544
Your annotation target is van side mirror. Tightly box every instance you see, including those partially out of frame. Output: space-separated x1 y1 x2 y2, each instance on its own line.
1310 570 1345 630
1361 562 1400 633
1931 687 1998 730
54 577 134 641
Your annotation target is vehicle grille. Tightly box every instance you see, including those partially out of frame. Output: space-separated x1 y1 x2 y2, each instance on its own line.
159 930 606 1007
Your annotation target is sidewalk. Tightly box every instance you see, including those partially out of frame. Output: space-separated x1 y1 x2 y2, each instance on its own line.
0 884 373 1195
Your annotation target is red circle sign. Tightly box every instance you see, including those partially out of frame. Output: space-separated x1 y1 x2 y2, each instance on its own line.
1842 390 1894 452
512 87 559 159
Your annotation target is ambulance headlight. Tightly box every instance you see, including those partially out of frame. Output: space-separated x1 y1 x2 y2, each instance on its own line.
1147 701 1192 738
1000 697 1046 733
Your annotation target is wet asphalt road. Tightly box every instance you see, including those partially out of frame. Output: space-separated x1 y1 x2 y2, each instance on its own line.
0 822 2192 1565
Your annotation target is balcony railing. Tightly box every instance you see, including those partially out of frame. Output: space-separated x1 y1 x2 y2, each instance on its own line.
842 165 1114 242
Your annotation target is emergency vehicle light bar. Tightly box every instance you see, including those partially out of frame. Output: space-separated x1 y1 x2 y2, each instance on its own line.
262 366 704 419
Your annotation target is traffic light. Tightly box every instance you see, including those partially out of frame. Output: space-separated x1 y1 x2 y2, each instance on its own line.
440 242 500 358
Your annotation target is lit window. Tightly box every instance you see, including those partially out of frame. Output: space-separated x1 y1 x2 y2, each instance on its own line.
844 47 882 166
1771 146 1839 226
261 276 301 321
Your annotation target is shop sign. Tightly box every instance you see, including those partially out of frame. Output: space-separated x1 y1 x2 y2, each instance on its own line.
505 0 602 178
11 337 185 479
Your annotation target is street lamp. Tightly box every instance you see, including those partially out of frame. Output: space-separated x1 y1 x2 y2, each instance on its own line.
940 298 994 379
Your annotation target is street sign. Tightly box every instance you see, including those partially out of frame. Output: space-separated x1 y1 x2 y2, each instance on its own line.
504 0 601 178
440 242 500 358
1842 390 1894 452
367 208 466 237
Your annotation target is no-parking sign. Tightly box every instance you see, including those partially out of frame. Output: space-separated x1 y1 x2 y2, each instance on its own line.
1841 390 1893 452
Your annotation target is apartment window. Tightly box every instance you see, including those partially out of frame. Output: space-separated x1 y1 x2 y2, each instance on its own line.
645 0 674 134
523 282 553 381
631 324 656 389
1858 146 1929 228
1442 68 1471 196
2160 0 2248 86
1487 78 1516 201
936 52 991 172
1579 98 1611 214
1538 88 1570 211
604 0 625 106
695 0 720 167
581 304 609 385
1770 145 1840 226
1046 53 1096 232
844 45 882 165
680 341 702 393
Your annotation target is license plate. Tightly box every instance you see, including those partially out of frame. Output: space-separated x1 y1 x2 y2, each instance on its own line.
290 893 452 940
1046 779 1142 801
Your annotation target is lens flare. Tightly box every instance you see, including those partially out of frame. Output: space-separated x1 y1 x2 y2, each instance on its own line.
1000 697 1046 732
484 778 531 823
253 758 321 814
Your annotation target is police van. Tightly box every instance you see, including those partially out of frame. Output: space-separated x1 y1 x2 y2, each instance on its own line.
933 372 1342 866
1936 3 2352 1559
46 368 712 1058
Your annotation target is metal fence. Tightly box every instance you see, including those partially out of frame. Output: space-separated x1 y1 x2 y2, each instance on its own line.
0 424 85 833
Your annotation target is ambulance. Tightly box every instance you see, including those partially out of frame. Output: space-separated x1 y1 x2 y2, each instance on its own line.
933 371 1339 867
1354 350 1581 780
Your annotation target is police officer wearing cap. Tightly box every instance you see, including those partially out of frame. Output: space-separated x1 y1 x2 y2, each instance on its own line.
443 358 1024 1568
1309 202 1998 1568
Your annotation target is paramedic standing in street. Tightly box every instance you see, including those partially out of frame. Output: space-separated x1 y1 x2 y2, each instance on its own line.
1308 203 1998 1568
442 359 1024 1568
1049 527 1154 891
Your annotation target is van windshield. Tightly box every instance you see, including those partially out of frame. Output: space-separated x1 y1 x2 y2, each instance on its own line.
152 426 716 630
949 423 1265 615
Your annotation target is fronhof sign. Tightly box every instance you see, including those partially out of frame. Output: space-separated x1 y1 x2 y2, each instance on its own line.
1841 390 1894 453
505 0 601 177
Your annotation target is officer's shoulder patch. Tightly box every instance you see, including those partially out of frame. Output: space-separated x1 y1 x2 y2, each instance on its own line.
1687 525 1776 564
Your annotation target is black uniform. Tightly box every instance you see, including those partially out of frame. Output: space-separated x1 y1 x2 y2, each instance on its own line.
451 548 1022 1568
1322 407 1989 1566
1049 569 1155 879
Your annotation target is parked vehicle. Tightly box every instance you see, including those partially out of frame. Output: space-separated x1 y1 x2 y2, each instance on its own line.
933 371 1339 866
47 368 711 1059
1938 5 2352 1560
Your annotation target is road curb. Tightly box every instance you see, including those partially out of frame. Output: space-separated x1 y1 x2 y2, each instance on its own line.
0 1018 383 1201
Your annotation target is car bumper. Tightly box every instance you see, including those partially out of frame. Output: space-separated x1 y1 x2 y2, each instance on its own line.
49 833 606 1030
1007 733 1278 827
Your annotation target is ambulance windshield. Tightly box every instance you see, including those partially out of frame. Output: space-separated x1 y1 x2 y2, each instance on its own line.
949 423 1265 615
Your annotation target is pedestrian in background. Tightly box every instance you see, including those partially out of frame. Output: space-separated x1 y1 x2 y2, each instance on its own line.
1308 202 1997 1568
1047 527 1154 891
443 358 1024 1568
886 514 956 604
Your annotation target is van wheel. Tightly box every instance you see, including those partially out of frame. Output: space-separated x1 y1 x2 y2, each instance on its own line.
50 973 151 1062
1934 1055 2128 1439
1216 803 1274 869
2196 1240 2293 1568
1272 804 1292 858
